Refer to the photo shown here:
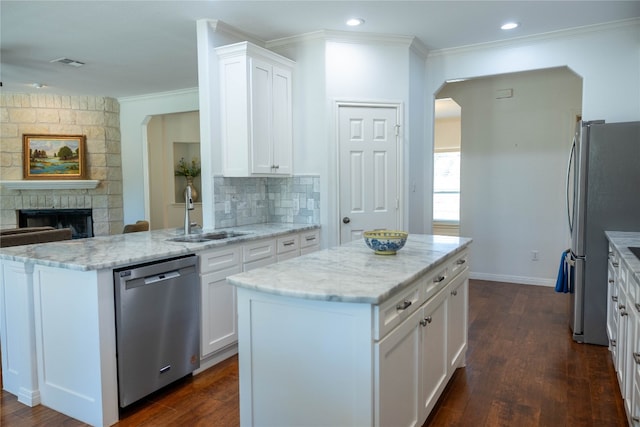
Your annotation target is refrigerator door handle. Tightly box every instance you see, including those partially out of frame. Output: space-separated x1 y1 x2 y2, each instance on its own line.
566 135 576 234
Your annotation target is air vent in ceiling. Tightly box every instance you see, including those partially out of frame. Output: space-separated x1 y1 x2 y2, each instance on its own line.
50 57 85 67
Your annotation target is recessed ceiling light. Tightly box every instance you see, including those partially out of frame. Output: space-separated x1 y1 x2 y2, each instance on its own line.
346 18 365 27
50 57 85 67
501 22 519 30
32 83 46 89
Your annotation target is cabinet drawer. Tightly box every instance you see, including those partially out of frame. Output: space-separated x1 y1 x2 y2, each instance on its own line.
424 264 449 302
449 250 469 279
243 239 276 263
199 246 241 274
300 230 320 249
277 235 299 254
373 278 423 340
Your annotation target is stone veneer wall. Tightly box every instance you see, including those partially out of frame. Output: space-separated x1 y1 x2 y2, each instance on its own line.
214 175 320 228
0 93 124 235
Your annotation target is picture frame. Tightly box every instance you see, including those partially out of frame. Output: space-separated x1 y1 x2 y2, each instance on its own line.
23 134 87 180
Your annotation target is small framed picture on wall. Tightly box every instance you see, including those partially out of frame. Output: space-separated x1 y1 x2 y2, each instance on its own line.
23 134 86 180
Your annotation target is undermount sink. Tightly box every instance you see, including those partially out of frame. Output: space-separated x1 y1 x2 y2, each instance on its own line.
168 231 248 243
630 247 640 261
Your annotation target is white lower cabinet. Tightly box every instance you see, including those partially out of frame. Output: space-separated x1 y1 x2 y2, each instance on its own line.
376 268 467 427
199 246 242 358
200 229 320 361
606 238 640 425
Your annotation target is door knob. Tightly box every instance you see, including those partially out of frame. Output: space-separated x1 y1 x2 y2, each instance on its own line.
343 217 351 224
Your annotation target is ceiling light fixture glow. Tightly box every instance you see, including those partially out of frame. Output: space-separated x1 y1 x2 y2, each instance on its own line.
346 18 365 27
32 83 46 89
501 22 519 30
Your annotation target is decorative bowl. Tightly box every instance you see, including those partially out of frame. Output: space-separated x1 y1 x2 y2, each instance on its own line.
363 230 409 255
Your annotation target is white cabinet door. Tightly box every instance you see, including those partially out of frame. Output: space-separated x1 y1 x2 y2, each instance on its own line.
250 57 274 174
271 65 293 175
375 308 422 427
201 265 241 357
199 246 242 358
217 42 294 177
608 252 619 349
420 287 448 420
447 271 468 371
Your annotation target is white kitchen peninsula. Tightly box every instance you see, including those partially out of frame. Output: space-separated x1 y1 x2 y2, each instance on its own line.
0 223 319 427
227 234 472 427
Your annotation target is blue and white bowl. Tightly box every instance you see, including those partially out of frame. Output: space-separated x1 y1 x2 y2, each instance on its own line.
363 230 408 255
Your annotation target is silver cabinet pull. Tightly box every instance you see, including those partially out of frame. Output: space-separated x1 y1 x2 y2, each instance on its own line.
305 236 316 242
283 240 295 246
609 279 615 284
420 316 433 327
456 259 466 265
613 262 619 267
451 290 458 296
633 353 640 365
635 303 640 312
612 296 618 302
621 310 628 317
611 339 617 347
619 304 626 310
396 300 412 311
433 275 445 283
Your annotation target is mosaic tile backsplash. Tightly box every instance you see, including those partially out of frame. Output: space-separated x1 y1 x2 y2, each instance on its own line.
214 175 320 228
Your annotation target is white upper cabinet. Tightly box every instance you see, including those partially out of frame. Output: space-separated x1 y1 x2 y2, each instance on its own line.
216 41 294 176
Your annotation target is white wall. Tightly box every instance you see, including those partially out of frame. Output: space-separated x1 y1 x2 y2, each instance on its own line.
119 89 199 225
440 68 582 285
426 20 640 285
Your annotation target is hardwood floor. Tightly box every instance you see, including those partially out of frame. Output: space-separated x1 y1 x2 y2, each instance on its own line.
1 280 626 426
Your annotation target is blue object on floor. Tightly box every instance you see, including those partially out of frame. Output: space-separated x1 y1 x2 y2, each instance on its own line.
555 249 570 293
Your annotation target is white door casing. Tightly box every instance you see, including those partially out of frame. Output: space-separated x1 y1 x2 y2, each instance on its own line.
338 103 402 243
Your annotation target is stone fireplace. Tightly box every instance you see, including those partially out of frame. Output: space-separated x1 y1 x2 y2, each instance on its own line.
0 93 124 235
18 208 93 239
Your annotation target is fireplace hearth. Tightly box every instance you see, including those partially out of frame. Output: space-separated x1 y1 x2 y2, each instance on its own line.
18 209 93 239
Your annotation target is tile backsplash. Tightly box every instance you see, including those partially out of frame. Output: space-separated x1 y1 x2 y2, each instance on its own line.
214 175 320 228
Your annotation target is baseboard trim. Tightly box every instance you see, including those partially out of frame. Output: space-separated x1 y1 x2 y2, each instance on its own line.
469 272 555 287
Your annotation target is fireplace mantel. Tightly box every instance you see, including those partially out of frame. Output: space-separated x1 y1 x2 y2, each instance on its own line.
0 180 100 190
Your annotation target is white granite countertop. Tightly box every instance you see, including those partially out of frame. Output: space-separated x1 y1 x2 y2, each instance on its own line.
0 223 319 271
606 231 640 283
227 234 472 304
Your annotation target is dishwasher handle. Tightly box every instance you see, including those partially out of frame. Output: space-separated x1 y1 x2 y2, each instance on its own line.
144 270 181 285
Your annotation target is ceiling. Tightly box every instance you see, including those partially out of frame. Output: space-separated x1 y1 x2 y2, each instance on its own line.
2 1 639 98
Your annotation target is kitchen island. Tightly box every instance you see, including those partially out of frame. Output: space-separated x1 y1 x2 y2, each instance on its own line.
227 234 472 427
0 223 319 427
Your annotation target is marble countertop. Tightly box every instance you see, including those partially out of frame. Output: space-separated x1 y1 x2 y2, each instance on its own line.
0 223 319 271
227 234 472 304
606 231 640 283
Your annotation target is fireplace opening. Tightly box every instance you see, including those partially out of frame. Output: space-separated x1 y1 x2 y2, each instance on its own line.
18 209 93 239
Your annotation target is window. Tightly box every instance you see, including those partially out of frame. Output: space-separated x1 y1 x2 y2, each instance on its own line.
433 151 460 222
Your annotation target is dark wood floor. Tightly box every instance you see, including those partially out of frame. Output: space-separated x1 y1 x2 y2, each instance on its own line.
1 280 627 426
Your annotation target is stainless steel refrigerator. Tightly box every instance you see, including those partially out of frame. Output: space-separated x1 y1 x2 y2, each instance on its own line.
566 120 640 345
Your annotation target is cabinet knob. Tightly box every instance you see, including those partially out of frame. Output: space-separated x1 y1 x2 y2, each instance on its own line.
342 217 351 224
451 290 458 296
612 296 618 302
621 310 628 317
611 339 617 347
619 304 626 310
396 300 412 311
609 279 615 284
433 275 445 283
420 316 433 327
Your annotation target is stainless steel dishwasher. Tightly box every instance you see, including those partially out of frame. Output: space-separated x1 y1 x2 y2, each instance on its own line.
114 254 200 408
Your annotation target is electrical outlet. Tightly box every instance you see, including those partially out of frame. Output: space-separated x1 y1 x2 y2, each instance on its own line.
224 200 231 214
531 250 539 261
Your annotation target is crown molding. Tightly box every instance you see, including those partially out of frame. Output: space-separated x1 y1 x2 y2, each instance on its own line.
428 17 640 58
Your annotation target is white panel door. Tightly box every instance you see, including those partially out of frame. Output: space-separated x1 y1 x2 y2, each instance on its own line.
339 104 400 243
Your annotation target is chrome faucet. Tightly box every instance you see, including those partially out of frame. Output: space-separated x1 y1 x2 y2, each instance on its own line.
184 185 194 235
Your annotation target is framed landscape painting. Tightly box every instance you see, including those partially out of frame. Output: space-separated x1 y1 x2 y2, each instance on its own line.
23 134 86 179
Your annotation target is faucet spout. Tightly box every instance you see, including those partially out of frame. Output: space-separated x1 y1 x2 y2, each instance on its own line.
184 185 194 235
